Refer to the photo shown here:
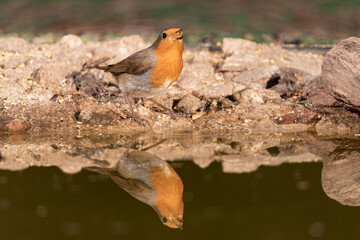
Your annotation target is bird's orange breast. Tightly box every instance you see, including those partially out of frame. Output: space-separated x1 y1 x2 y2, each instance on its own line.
150 165 183 214
150 43 183 88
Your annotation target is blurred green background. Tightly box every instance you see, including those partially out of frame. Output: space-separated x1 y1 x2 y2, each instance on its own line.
0 0 359 44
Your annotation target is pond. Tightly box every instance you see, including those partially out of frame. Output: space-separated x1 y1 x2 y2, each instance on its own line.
0 132 359 240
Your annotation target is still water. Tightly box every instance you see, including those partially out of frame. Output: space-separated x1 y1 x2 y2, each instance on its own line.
0 133 359 240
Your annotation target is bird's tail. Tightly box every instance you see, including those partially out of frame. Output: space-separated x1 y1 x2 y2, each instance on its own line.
85 166 113 175
82 57 111 71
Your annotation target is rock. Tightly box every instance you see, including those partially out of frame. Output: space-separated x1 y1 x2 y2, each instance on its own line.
221 54 264 72
0 37 32 52
303 77 339 107
220 97 234 108
0 118 30 132
145 89 186 110
221 42 322 92
233 88 264 104
269 67 318 97
276 110 319 124
177 62 216 90
233 89 281 104
220 39 270 72
231 66 280 89
222 38 258 56
58 34 83 48
1 54 32 69
32 63 78 93
322 37 360 111
78 102 126 124
231 102 320 133
71 72 103 98
190 50 219 64
257 89 282 102
194 82 246 98
92 35 147 62
175 94 204 114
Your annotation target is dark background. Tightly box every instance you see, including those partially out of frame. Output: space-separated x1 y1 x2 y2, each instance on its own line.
1 0 360 44
1 162 360 240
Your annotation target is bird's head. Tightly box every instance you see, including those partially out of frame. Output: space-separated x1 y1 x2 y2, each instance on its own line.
151 165 184 229
153 28 184 54
155 199 184 229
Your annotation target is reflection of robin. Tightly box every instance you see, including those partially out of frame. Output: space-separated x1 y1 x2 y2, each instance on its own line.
87 28 184 125
87 150 184 229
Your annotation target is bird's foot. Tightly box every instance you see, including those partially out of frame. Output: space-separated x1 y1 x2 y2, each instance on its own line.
162 109 188 119
124 110 147 126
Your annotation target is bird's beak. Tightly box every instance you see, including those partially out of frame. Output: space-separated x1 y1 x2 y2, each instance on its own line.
174 29 183 40
177 218 183 230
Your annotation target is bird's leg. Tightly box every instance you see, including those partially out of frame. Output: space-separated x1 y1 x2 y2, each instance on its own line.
124 93 146 126
148 98 187 119
124 139 135 156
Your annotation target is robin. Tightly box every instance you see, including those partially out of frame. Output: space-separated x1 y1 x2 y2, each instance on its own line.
86 28 184 125
87 150 184 229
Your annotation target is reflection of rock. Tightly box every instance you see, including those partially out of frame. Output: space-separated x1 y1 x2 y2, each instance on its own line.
322 145 360 206
222 145 322 173
87 150 184 229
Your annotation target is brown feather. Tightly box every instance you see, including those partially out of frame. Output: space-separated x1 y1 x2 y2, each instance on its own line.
105 48 154 76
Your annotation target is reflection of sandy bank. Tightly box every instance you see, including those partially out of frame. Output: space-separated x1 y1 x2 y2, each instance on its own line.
322 148 360 206
0 132 335 174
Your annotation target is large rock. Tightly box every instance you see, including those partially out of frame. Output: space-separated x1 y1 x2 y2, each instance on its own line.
322 37 360 111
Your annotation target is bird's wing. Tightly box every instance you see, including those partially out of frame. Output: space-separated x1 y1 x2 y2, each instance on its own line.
85 166 157 206
105 48 154 76
110 174 156 205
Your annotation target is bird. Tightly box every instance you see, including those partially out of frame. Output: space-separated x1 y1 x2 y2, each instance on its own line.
86 150 184 229
86 28 184 125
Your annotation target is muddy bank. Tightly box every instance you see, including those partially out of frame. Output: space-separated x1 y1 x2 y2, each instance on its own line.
0 35 359 136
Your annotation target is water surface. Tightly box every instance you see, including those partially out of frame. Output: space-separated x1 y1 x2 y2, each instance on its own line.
0 133 359 240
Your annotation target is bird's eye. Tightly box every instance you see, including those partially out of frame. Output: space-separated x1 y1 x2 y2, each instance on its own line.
162 33 167 39
162 217 167 223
